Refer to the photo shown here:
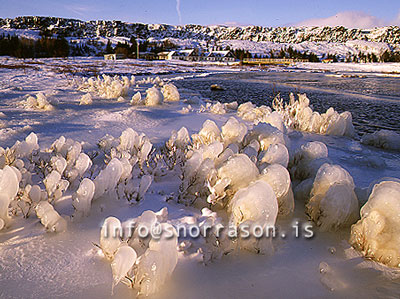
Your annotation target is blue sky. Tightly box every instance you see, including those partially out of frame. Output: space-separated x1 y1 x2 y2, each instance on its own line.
0 0 399 28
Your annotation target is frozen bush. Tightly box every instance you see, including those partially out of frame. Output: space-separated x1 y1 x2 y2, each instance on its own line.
361 130 400 151
259 164 294 216
12 132 39 158
261 143 289 168
167 127 190 150
145 86 163 106
221 117 248 146
208 154 259 205
93 158 123 199
131 91 142 105
111 245 137 293
134 224 178 296
306 163 359 231
22 92 54 111
35 201 67 232
0 166 21 229
79 93 93 105
73 178 95 217
100 216 122 259
229 180 278 254
350 180 400 268
192 120 221 147
246 123 288 151
162 83 180 102
210 102 226 114
44 170 69 200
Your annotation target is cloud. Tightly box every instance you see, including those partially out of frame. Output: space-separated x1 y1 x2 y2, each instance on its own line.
176 0 182 24
296 11 399 29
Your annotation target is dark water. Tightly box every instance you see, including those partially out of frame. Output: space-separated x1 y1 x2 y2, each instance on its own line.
174 71 400 137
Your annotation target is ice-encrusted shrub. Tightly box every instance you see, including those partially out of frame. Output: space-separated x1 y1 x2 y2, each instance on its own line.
161 83 180 102
131 92 142 105
0 166 21 230
259 164 294 217
350 179 400 268
77 74 133 99
289 141 330 182
99 209 179 296
361 130 400 151
229 180 278 254
21 92 54 111
35 201 67 232
245 123 289 151
72 178 95 217
145 86 163 106
79 93 93 105
191 119 222 147
272 93 355 137
260 143 289 168
306 163 359 231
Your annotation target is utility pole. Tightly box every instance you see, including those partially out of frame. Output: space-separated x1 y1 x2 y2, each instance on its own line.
137 42 139 59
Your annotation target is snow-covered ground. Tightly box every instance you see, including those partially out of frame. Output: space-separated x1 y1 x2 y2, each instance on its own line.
0 57 400 298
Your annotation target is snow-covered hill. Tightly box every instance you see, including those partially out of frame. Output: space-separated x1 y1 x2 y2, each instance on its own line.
0 16 399 57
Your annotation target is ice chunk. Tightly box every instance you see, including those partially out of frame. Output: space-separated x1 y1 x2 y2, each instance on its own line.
35 201 67 233
73 178 95 217
350 180 400 268
94 158 123 199
162 83 180 102
13 132 39 158
261 143 289 168
306 163 359 231
145 86 163 106
100 217 122 259
111 245 137 293
259 164 294 216
44 170 62 196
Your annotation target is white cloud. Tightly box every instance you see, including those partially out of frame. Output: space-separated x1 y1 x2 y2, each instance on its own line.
296 11 398 29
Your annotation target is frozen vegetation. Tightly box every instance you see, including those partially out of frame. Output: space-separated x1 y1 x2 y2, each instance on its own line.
0 58 399 298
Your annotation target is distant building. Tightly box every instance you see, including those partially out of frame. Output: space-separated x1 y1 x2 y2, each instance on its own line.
104 53 126 60
322 58 334 63
205 50 236 62
157 49 236 62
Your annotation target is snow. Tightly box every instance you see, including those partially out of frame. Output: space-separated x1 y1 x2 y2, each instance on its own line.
0 56 400 298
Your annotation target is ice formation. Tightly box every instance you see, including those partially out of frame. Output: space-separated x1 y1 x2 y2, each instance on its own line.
273 93 354 137
0 166 21 229
208 154 259 205
77 74 132 99
72 178 95 217
221 117 248 146
350 180 400 268
79 93 93 105
361 130 400 151
259 164 294 216
43 170 69 201
93 158 123 199
192 119 221 147
35 201 67 232
111 245 137 293
100 216 122 259
145 86 163 106
261 143 289 168
161 83 180 102
131 92 142 105
306 163 359 231
21 92 54 111
290 141 330 181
